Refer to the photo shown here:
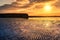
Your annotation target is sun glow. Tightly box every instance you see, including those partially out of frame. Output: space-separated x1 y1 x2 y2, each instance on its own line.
44 5 52 11
43 3 53 12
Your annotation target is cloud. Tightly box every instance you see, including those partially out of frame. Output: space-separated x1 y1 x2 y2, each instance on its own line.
54 0 60 8
29 0 55 3
0 0 60 16
0 0 56 9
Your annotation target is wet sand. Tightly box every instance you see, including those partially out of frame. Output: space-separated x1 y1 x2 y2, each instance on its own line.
0 18 60 40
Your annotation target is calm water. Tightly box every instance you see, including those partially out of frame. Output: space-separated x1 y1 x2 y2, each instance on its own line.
0 17 60 40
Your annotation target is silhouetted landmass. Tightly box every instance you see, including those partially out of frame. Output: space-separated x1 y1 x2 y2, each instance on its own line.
0 13 28 19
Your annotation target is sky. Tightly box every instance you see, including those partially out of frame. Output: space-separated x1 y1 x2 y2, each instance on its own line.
0 0 15 6
0 0 59 6
0 0 60 16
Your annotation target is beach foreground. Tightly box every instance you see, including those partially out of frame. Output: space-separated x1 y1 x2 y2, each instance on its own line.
0 18 60 40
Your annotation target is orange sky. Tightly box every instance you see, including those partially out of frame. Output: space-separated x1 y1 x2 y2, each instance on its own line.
0 0 60 16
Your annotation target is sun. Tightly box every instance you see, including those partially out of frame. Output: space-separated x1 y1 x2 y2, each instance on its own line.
43 3 52 12
44 5 52 11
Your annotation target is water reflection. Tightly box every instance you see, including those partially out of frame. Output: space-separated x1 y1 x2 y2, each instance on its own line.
0 18 60 40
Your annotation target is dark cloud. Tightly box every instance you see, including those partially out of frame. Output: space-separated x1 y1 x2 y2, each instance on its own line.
29 0 55 3
16 0 55 3
0 4 11 10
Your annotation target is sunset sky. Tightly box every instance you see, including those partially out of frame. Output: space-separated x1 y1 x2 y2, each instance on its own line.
0 0 60 16
0 0 15 6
